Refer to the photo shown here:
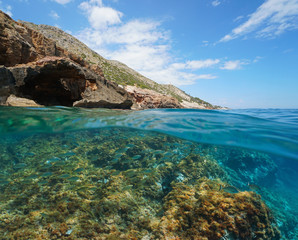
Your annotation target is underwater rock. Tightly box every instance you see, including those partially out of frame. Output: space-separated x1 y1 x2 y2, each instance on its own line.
0 128 284 239
159 179 281 240
227 149 278 187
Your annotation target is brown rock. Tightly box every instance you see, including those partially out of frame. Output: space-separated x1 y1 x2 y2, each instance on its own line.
125 85 182 110
2 57 132 108
0 11 132 109
0 11 60 66
0 11 104 75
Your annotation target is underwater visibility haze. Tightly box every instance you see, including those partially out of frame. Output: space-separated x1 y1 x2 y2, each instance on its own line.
0 107 298 239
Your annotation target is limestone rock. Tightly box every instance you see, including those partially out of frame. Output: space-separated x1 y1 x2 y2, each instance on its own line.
5 95 42 107
0 11 61 66
125 85 182 110
0 11 101 75
180 100 206 109
0 11 133 109
2 57 132 108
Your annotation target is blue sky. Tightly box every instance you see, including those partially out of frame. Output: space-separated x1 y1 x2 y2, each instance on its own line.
1 0 298 108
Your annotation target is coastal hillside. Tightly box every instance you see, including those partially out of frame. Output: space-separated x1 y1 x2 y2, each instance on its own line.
0 10 220 109
20 22 220 109
0 11 134 108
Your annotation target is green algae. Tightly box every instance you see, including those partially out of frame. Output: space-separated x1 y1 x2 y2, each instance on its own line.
0 127 286 239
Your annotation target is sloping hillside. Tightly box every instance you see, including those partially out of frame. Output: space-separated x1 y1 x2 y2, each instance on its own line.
21 22 220 109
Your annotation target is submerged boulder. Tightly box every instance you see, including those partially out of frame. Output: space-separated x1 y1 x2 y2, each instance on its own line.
159 179 281 240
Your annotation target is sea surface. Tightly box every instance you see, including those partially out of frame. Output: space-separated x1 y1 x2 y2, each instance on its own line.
0 107 297 239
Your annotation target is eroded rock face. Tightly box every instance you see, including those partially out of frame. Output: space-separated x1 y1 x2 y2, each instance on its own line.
0 11 102 74
0 11 133 109
0 12 61 66
2 57 133 108
125 85 182 110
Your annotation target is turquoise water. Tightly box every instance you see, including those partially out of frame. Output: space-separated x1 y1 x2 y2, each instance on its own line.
0 107 297 239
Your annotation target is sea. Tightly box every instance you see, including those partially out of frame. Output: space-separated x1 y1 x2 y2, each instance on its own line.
0 107 297 240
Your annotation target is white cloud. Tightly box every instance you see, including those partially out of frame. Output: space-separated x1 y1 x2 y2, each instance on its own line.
0 1 12 17
101 20 167 45
185 59 220 69
77 16 218 86
220 34 233 42
140 69 217 86
170 59 219 70
52 0 72 4
233 15 244 22
282 48 294 53
79 0 103 10
196 74 217 79
89 7 122 29
212 0 221 7
49 10 59 20
220 0 298 42
253 56 263 63
76 18 170 68
77 1 249 85
220 60 243 70
79 0 122 29
109 43 171 72
201 40 209 47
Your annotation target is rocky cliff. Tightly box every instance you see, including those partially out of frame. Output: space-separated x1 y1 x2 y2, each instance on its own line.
20 20 221 109
0 11 132 108
0 10 220 109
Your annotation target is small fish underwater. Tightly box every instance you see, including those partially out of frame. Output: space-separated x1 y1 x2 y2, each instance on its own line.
219 184 240 194
0 107 297 239
248 182 261 192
